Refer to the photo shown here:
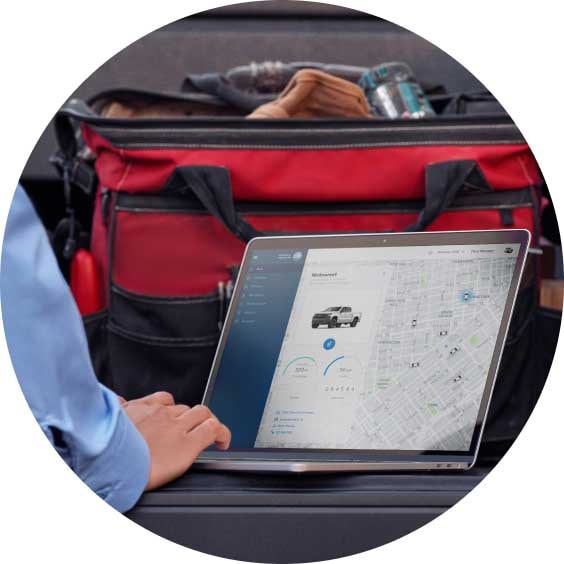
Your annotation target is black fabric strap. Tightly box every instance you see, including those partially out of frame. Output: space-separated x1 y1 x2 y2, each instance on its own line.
182 74 265 112
50 151 97 197
162 166 263 242
54 99 98 160
499 208 515 227
404 160 492 232
52 99 98 197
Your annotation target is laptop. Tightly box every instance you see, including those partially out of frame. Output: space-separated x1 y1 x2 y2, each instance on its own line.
196 230 530 472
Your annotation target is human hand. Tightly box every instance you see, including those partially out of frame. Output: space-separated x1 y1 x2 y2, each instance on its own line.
121 392 231 490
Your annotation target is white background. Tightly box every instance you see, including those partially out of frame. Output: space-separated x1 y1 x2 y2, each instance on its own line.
0 1 562 562
291 263 378 343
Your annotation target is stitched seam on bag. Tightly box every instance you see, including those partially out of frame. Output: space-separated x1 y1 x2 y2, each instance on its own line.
112 284 218 305
82 309 108 324
517 155 536 187
108 321 218 347
115 149 133 191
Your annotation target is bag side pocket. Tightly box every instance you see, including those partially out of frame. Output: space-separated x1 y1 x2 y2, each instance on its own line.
107 286 221 405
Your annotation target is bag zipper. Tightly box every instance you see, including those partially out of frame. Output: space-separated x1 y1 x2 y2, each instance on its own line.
114 188 534 216
59 99 525 149
88 121 524 149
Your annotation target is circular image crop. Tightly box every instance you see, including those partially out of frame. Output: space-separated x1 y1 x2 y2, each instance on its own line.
3 2 561 563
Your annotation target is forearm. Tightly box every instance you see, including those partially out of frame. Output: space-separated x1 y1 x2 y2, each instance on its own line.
1 186 150 511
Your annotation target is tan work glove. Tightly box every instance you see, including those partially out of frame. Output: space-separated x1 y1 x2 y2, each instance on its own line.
248 69 372 119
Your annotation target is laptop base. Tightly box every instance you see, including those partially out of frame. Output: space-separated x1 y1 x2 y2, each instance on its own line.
193 459 470 473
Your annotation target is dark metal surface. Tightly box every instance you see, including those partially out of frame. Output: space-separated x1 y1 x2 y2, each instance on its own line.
136 467 488 506
130 507 443 563
127 467 489 562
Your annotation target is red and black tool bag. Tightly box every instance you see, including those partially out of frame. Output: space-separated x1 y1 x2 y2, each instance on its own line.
54 97 543 450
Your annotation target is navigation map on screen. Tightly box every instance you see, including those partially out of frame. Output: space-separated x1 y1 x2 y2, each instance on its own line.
209 243 520 451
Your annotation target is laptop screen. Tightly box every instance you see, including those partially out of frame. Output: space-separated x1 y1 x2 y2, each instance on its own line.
205 232 529 455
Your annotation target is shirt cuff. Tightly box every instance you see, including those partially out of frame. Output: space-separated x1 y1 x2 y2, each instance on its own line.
78 408 150 513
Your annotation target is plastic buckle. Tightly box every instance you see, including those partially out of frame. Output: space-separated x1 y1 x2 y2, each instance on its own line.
50 152 97 196
70 158 97 196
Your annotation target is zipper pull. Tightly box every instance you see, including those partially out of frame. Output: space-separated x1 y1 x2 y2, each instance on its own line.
101 188 111 226
217 281 225 331
226 279 234 301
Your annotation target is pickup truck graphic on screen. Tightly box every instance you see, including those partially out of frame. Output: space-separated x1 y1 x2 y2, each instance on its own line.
311 307 362 329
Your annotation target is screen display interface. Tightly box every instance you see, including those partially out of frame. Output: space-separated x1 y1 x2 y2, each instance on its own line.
208 243 520 451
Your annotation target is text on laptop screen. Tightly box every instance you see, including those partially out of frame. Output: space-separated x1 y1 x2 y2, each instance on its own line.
208 243 520 451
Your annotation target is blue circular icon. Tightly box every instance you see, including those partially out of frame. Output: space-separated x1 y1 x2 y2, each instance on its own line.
323 338 336 350
460 289 475 303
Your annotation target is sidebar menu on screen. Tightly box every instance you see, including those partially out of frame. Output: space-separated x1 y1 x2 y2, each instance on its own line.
208 249 306 447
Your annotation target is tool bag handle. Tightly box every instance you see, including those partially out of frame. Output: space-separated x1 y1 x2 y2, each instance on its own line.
162 166 263 241
404 159 492 232
162 160 492 242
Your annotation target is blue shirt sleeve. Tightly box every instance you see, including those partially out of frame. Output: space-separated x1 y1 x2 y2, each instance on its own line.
1 186 150 512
